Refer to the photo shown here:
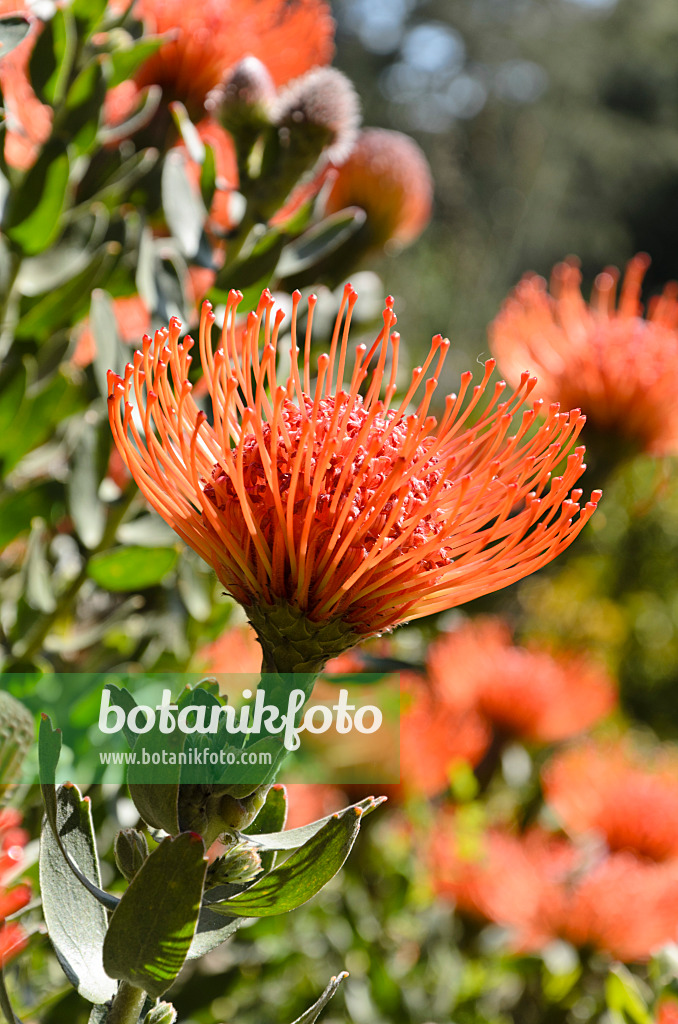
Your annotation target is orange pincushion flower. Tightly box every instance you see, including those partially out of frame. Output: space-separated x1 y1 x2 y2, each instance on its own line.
563 853 678 962
108 285 599 669
324 128 433 251
431 816 678 962
490 254 678 457
399 675 490 797
0 808 30 967
427 618 615 745
118 0 334 116
543 740 678 862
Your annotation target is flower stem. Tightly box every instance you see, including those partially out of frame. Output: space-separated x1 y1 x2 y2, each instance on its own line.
107 981 147 1024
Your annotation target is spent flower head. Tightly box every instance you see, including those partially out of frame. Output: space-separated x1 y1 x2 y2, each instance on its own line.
108 285 599 672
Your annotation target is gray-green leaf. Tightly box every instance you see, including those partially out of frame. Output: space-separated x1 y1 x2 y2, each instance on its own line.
103 833 207 999
39 784 117 1004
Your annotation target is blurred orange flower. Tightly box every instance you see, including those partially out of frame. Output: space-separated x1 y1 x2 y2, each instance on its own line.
283 783 345 829
427 618 616 746
109 0 335 119
397 673 490 798
324 128 433 252
543 739 678 862
490 254 678 458
0 808 30 967
431 815 678 962
658 1002 678 1024
0 2 51 168
73 295 151 368
108 286 598 670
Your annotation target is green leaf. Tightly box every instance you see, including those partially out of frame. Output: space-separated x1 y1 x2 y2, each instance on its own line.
276 207 367 278
249 796 384 852
210 807 364 918
39 784 117 1004
106 36 166 89
90 287 130 400
0 484 57 548
605 965 653 1024
16 242 120 341
177 552 212 621
243 783 287 872
0 372 85 473
38 713 62 830
127 720 183 834
30 8 75 106
4 142 70 256
169 101 205 163
187 908 242 961
161 151 210 262
0 16 30 60
103 833 207 999
213 229 285 294
63 59 106 156
0 365 25 436
67 424 107 549
16 204 109 296
199 144 217 211
104 684 139 751
24 518 56 614
87 546 178 591
71 0 107 38
291 972 348 1024
39 716 121 913
0 966 22 1024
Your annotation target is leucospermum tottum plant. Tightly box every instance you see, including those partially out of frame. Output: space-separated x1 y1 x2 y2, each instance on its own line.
108 286 600 675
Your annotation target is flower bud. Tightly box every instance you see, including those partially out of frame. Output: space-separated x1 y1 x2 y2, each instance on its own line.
177 783 270 846
208 57 276 127
206 842 262 887
144 1002 177 1024
250 68 360 220
324 128 433 252
273 66 360 165
114 828 149 882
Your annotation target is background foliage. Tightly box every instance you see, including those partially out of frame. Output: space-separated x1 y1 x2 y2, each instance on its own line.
3 0 678 1022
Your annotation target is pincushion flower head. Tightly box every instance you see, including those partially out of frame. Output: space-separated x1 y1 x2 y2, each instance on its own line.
107 0 335 121
490 253 678 464
108 285 599 674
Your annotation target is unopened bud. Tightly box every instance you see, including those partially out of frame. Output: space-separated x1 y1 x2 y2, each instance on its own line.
114 828 149 881
273 67 360 165
144 1002 177 1024
209 57 276 119
324 128 433 252
207 842 262 887
177 783 270 845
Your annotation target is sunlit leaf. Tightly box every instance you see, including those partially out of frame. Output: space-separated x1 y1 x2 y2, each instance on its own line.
103 833 207 998
87 546 178 591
